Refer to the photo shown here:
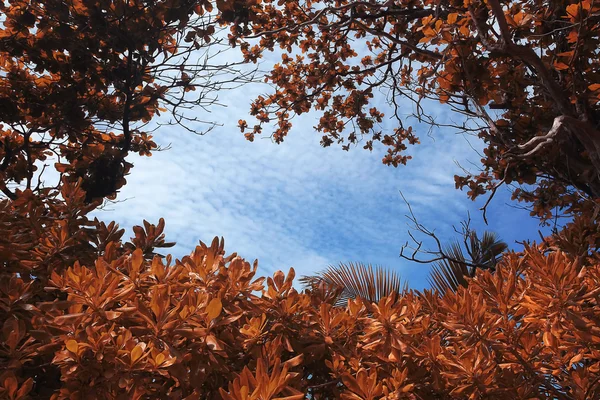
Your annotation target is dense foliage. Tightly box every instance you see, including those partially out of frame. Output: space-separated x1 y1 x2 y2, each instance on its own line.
0 0 240 203
2 0 600 398
2 188 600 398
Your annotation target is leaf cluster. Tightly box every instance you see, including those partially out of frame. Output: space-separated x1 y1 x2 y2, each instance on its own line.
2 185 600 398
0 0 246 203
234 0 600 221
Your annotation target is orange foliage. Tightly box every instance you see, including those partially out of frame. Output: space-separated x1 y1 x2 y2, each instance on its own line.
233 0 600 220
0 0 221 203
2 182 600 398
2 0 600 398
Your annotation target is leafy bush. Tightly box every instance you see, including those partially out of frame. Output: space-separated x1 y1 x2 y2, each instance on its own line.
2 185 600 398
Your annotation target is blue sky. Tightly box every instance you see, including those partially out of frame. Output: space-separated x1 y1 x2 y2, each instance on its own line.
91 49 548 291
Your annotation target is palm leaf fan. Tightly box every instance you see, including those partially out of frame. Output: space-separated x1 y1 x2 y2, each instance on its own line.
300 262 408 307
428 231 507 294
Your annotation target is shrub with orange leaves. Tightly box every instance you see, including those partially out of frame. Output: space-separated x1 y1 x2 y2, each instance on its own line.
2 181 600 398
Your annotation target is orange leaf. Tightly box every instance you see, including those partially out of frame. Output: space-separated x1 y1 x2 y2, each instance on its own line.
543 331 557 347
54 163 71 173
3 375 17 397
206 334 223 350
207 298 222 320
447 13 458 24
284 354 304 368
570 353 584 366
566 4 579 18
66 340 79 354
131 248 143 274
16 378 33 399
131 343 145 364
554 62 569 71
105 311 122 320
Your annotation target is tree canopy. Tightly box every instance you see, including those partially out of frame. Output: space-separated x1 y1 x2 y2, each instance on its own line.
0 0 247 202
233 0 600 223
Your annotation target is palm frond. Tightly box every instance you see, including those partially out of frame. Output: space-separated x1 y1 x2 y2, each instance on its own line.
300 262 408 307
476 231 508 269
428 230 507 294
428 241 470 294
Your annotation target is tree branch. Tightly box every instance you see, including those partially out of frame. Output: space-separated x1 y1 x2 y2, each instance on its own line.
485 0 573 115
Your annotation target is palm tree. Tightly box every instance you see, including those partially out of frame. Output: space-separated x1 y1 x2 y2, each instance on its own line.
302 230 506 305
428 230 507 294
300 262 408 307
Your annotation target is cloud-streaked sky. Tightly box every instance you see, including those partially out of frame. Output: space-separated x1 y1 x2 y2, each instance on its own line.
92 50 547 290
